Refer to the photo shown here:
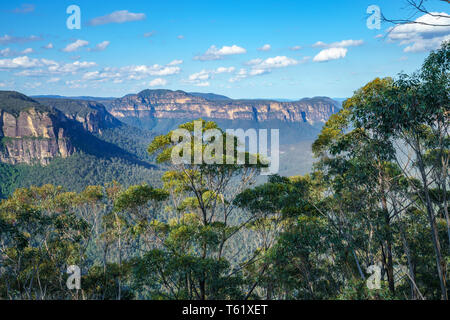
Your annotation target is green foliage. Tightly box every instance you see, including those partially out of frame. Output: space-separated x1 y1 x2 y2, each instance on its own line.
0 91 54 117
0 42 449 301
0 153 163 199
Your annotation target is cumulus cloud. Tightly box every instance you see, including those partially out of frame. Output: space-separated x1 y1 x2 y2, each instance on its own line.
89 41 110 52
4 57 97 77
63 40 89 52
313 47 348 62
0 34 42 45
231 56 299 82
121 64 180 78
189 70 210 82
194 45 247 61
88 10 146 26
215 66 235 74
388 12 450 52
313 39 364 48
252 56 298 69
258 44 271 51
51 61 97 73
79 61 181 83
43 43 53 49
168 59 183 66
82 70 121 81
21 48 33 54
0 48 34 57
0 56 41 69
149 78 168 87
0 48 13 57
188 67 235 85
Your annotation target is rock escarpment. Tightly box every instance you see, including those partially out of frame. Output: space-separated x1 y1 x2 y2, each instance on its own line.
104 89 340 125
34 98 121 134
0 92 74 165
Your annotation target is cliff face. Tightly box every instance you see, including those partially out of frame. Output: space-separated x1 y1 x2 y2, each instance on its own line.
0 92 74 165
104 90 340 126
34 98 121 134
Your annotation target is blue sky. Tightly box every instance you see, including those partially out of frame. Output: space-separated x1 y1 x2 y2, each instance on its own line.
0 0 449 99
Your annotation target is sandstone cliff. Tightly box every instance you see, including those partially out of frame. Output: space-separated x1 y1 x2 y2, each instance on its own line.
34 98 121 134
104 89 339 125
0 92 74 165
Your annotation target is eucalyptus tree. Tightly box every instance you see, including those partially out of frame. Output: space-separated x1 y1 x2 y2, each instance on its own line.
134 119 266 300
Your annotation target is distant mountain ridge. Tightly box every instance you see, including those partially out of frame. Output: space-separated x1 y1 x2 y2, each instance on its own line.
101 89 340 143
2 89 340 165
103 89 339 124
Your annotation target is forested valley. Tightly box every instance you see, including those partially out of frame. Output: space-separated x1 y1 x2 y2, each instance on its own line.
0 42 448 301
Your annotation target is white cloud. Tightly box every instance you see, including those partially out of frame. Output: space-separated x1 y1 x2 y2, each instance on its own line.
313 47 348 62
88 10 146 26
312 41 327 48
215 66 235 74
388 12 450 52
258 44 271 51
21 48 33 54
63 40 89 52
47 77 61 83
194 45 247 61
10 58 97 76
188 67 235 85
290 45 302 51
43 43 54 49
195 82 210 87
0 48 34 57
229 69 249 83
313 39 364 48
189 70 210 81
82 70 121 81
89 41 110 52
121 65 180 78
245 58 263 66
79 61 181 83
53 61 97 73
149 78 168 87
0 34 42 45
403 35 450 52
231 56 299 82
0 56 41 68
168 59 183 66
0 48 13 57
253 56 298 69
177 35 185 40
66 80 88 89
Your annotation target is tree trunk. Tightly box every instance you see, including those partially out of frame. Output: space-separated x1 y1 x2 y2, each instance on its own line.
379 166 395 294
417 150 448 300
